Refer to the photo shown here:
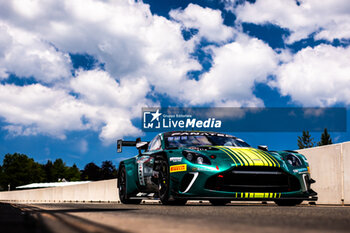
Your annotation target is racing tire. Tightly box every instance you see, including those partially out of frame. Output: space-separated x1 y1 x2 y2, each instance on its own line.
209 199 230 206
158 158 187 205
274 199 303 206
118 165 142 204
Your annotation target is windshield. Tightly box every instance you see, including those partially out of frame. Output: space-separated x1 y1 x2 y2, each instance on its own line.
165 135 250 149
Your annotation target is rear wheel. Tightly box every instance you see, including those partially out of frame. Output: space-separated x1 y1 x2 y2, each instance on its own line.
274 199 303 206
158 158 187 205
210 199 230 206
118 165 141 204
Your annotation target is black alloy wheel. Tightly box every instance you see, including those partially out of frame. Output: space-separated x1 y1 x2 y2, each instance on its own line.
118 165 141 204
158 158 186 205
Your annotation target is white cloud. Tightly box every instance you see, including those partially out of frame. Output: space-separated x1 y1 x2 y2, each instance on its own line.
0 84 85 138
0 0 286 142
271 44 350 106
70 69 152 143
234 0 350 43
0 23 72 82
182 35 278 106
0 0 199 142
170 3 235 43
70 69 149 110
0 69 151 143
0 0 201 95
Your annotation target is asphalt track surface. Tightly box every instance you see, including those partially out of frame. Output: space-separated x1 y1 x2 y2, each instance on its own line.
2 202 350 233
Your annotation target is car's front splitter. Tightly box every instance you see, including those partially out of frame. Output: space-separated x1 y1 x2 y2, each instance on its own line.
173 190 318 201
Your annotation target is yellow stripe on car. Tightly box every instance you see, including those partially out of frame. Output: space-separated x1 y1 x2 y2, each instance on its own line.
250 149 271 166
236 192 281 198
216 146 240 165
234 148 266 166
225 147 251 166
230 149 255 166
215 146 281 168
253 149 276 167
261 150 280 167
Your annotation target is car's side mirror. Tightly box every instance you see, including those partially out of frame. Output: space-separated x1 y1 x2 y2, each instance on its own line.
258 145 268 151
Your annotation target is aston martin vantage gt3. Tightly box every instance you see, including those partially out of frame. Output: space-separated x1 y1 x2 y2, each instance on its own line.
117 131 317 205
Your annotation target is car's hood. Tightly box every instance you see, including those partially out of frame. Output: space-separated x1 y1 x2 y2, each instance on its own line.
198 146 283 168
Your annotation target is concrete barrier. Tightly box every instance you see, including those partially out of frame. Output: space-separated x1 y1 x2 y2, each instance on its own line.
0 178 119 203
298 144 344 204
0 142 349 204
342 142 350 204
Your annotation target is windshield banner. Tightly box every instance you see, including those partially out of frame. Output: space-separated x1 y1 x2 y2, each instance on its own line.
141 107 346 132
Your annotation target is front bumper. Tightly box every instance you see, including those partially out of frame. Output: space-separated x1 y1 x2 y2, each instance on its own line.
170 165 318 201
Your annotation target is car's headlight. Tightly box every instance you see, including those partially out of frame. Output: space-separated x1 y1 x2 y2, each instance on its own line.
182 150 211 165
285 154 302 167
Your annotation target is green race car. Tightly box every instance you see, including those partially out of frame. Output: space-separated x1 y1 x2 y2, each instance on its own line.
117 131 317 205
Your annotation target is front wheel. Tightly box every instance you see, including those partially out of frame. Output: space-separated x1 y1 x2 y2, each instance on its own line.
118 165 141 204
274 199 303 206
158 158 186 205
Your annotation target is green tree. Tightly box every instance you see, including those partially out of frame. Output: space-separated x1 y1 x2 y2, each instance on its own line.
317 128 333 146
81 162 101 181
65 164 81 181
52 158 67 181
1 153 45 190
297 130 315 149
43 160 55 182
101 161 117 180
0 164 4 191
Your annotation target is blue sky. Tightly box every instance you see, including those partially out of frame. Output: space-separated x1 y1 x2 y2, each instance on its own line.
0 0 349 169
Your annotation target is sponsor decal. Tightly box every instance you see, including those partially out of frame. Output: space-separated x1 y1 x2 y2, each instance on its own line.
170 164 187 173
293 168 308 173
191 166 217 172
170 132 232 137
169 157 182 162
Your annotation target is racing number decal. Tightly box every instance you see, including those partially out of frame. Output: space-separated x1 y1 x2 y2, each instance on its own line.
170 164 187 173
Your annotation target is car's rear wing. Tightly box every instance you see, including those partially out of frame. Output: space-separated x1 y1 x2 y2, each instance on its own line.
117 137 149 153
